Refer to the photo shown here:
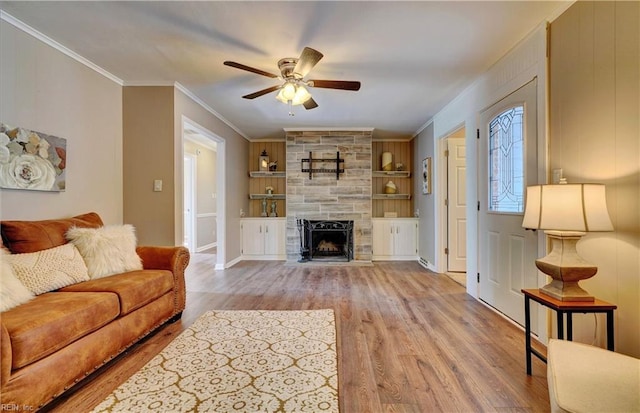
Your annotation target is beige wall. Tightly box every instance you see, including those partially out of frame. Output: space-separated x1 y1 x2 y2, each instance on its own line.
549 1 639 357
0 19 123 223
122 86 175 246
174 88 249 265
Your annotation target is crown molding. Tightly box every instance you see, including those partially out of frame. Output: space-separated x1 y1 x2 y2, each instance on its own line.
413 118 434 138
283 127 374 132
174 83 250 141
123 81 176 87
1 10 123 86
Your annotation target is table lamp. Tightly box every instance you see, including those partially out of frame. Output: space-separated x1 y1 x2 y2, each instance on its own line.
522 181 613 301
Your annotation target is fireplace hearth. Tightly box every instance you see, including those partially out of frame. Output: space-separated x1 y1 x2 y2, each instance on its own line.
298 219 354 262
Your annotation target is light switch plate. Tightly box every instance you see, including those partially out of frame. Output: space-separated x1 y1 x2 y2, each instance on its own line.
153 179 163 192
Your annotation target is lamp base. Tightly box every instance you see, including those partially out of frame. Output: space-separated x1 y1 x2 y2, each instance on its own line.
536 231 597 302
540 280 594 302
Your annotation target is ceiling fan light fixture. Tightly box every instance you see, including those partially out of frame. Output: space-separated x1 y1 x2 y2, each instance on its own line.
293 84 312 104
281 82 297 100
276 83 312 106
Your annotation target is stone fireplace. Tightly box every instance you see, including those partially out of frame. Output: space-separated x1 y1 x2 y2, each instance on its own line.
286 129 372 262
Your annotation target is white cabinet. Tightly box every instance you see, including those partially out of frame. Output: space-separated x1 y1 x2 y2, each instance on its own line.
372 218 418 260
241 218 286 259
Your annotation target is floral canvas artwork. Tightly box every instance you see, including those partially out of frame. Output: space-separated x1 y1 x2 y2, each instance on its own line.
0 123 66 191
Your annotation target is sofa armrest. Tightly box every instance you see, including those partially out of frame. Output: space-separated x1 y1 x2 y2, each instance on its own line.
1 318 11 386
136 246 190 316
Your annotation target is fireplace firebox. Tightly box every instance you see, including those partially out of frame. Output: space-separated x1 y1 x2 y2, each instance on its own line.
297 219 353 262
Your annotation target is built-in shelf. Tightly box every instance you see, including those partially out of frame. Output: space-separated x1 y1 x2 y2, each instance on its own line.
373 194 411 200
249 194 286 200
249 171 286 178
372 171 411 178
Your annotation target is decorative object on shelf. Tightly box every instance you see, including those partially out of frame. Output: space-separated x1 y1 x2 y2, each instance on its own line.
384 180 397 194
422 157 431 194
261 198 268 217
0 122 67 192
268 160 278 171
395 163 404 171
259 149 269 171
301 151 344 180
382 152 393 171
265 186 274 195
270 200 278 217
522 181 614 301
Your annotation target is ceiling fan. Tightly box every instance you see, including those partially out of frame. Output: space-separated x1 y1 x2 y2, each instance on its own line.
224 47 361 115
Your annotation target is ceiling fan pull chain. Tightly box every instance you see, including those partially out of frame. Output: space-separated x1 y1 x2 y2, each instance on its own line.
288 100 295 116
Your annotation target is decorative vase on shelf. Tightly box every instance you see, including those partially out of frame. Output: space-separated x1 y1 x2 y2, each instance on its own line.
269 200 278 217
384 180 397 194
261 198 268 217
259 149 269 171
382 152 393 171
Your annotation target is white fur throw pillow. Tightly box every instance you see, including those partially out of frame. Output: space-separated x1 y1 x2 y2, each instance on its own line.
66 224 143 279
0 248 35 311
4 244 90 295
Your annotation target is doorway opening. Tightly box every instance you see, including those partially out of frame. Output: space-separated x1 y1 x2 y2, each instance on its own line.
437 127 467 287
182 116 226 270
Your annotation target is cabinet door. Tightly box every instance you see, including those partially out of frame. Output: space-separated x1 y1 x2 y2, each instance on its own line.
393 220 418 257
264 220 285 256
372 220 394 257
241 221 265 255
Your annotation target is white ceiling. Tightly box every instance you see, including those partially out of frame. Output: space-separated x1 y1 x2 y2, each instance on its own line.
0 1 569 141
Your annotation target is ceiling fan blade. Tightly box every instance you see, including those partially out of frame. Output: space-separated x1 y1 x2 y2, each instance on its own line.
242 85 281 99
303 98 318 110
224 61 278 78
309 80 361 91
293 47 324 78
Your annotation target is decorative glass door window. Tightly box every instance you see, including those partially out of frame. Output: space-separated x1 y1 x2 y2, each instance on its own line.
489 105 525 213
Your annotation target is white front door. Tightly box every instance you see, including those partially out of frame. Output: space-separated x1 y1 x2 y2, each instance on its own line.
478 79 539 327
447 136 467 272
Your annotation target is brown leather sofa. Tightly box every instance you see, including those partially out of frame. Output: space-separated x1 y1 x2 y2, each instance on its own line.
0 212 189 411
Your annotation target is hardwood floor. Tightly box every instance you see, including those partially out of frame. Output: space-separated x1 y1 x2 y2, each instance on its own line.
45 255 550 412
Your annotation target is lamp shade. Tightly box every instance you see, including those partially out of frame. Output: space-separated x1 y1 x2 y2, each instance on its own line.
522 183 613 232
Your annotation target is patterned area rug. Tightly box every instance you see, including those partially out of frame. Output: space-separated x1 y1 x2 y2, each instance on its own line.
93 310 338 413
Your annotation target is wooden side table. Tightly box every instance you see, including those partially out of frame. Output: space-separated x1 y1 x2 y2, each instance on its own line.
521 288 617 375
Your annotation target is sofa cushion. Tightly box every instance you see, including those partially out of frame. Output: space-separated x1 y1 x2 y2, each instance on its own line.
66 224 142 279
59 270 174 316
1 212 103 254
2 291 120 370
0 249 35 311
5 244 89 295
